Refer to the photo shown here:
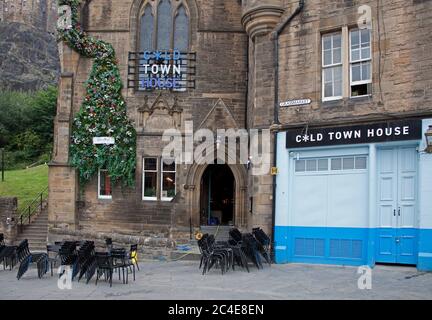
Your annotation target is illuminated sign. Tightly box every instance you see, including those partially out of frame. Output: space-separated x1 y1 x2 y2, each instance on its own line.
128 50 196 91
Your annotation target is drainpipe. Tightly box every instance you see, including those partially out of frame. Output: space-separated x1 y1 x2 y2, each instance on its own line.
270 0 305 262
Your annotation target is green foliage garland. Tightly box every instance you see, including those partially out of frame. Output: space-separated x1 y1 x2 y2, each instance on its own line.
57 0 136 187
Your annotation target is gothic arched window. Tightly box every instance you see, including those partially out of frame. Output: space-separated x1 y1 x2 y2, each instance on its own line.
174 5 189 51
139 0 190 52
140 5 154 51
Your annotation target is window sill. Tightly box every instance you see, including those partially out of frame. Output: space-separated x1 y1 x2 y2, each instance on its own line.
349 94 372 101
98 196 112 201
143 197 158 201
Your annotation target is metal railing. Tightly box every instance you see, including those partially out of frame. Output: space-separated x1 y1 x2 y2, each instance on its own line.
18 186 48 227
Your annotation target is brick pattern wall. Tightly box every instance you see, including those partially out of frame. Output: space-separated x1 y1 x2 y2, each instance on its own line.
0 197 18 244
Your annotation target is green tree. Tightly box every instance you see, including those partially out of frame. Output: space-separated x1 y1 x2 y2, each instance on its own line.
0 86 58 169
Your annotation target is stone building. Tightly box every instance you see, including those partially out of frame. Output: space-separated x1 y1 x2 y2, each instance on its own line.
50 0 251 245
49 0 432 269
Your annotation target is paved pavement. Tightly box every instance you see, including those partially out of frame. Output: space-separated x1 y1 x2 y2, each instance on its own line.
0 260 431 300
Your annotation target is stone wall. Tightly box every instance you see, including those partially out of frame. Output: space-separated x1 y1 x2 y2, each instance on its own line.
49 0 250 243
0 197 18 244
277 0 432 126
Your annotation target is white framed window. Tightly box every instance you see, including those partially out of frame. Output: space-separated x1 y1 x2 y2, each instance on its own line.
98 169 112 200
161 158 176 201
322 32 343 101
143 157 158 201
350 29 372 97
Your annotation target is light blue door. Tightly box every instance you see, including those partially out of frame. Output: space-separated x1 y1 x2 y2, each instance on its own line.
376 146 418 265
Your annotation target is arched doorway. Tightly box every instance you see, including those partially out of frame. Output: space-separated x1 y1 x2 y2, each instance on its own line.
186 161 247 228
200 165 235 226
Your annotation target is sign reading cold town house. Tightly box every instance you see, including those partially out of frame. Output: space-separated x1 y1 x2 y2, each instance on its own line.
128 50 196 91
286 120 423 149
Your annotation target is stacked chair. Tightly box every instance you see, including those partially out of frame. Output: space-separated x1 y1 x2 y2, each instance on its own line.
228 229 250 272
198 234 230 275
58 241 79 278
16 239 49 280
75 241 96 282
252 227 272 265
241 233 264 270
198 227 272 275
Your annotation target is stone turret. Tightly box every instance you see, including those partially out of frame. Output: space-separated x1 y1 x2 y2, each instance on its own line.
241 0 284 40
241 1 284 235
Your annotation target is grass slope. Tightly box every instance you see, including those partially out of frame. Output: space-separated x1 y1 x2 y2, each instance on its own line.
0 164 48 211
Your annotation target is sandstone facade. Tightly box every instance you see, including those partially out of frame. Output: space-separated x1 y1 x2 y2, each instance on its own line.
49 0 432 245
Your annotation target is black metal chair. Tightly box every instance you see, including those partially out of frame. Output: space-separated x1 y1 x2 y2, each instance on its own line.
207 235 233 272
228 228 249 273
76 241 96 282
111 248 132 283
252 227 272 265
95 252 127 287
0 234 4 246
16 240 49 280
58 241 78 278
46 244 61 276
241 233 263 270
197 234 227 275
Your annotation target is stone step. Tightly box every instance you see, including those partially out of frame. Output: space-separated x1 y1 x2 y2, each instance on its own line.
21 227 48 232
200 226 233 241
16 235 47 240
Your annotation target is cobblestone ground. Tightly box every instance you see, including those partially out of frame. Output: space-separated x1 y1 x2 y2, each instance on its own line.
0 261 431 300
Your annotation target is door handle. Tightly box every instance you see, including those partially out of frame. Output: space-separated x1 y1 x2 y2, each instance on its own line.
395 237 400 243
398 207 401 217
393 209 396 217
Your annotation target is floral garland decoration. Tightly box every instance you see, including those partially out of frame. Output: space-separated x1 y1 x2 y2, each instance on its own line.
57 0 136 187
